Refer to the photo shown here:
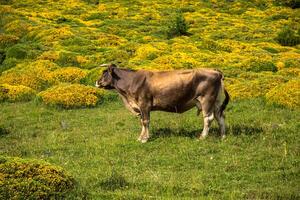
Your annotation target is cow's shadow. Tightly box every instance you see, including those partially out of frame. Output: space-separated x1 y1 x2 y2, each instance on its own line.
150 124 263 141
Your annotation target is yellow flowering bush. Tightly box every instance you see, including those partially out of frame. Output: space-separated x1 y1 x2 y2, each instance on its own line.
95 33 127 47
30 27 74 43
38 84 105 108
266 80 300 109
277 68 300 77
0 84 36 102
51 67 87 83
4 20 32 37
38 51 60 62
0 156 75 199
152 52 200 69
226 74 286 100
0 60 57 90
133 44 161 61
0 34 19 48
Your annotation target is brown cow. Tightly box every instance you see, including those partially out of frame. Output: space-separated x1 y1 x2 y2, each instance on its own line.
96 64 230 143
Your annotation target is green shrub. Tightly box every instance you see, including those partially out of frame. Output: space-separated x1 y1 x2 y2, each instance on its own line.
56 52 80 67
200 39 232 53
6 44 27 59
0 50 5 65
84 12 108 21
262 47 279 54
276 27 300 46
275 0 300 9
81 67 105 86
0 57 18 73
247 61 278 72
0 156 75 199
167 11 189 39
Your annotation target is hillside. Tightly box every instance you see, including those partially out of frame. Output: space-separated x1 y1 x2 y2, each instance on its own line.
0 0 300 199
0 0 299 107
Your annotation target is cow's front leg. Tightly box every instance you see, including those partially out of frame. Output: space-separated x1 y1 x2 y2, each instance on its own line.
138 111 150 143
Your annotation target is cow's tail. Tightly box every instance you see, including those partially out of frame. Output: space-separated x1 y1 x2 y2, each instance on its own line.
218 71 230 115
220 88 230 115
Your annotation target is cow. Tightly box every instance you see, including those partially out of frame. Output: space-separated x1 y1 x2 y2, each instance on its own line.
95 64 230 143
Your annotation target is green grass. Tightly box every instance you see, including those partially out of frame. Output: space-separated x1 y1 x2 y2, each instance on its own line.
0 97 299 199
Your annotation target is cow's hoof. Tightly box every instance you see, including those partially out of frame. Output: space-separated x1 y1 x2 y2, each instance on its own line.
140 139 148 143
198 135 206 140
137 137 148 143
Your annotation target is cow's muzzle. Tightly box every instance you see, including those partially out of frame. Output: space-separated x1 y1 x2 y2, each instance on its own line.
95 81 101 88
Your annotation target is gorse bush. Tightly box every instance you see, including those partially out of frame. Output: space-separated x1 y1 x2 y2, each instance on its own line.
167 11 189 39
51 67 87 83
276 27 300 46
0 84 36 102
38 84 105 108
0 60 57 90
0 156 75 199
266 79 300 109
226 74 286 100
0 34 19 48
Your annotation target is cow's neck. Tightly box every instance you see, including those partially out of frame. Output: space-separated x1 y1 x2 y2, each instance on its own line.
112 68 136 95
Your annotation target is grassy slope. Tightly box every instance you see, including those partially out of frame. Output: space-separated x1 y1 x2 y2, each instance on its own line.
0 98 299 199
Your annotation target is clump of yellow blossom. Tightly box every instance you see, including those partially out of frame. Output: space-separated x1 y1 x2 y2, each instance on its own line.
0 60 58 90
266 79 300 110
51 67 87 83
38 84 105 108
0 84 36 102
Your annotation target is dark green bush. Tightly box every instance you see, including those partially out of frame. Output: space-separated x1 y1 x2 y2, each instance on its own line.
0 50 5 65
0 156 75 199
262 47 279 54
276 27 300 46
56 52 80 67
81 66 105 86
6 44 27 59
56 16 69 24
85 12 108 21
275 0 300 9
167 11 189 39
247 61 278 73
0 58 18 73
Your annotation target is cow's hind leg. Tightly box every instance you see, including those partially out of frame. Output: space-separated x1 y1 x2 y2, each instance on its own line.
214 109 226 139
138 111 150 143
199 111 214 139
197 96 215 139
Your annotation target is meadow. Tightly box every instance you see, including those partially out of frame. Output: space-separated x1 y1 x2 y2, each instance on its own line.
0 0 299 199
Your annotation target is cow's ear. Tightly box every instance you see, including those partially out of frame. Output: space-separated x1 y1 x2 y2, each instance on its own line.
108 65 120 79
108 64 117 73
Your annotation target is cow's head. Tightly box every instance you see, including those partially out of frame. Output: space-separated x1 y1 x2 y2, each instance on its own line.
95 64 118 89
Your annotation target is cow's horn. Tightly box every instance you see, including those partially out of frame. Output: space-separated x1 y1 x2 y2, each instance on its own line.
100 63 110 67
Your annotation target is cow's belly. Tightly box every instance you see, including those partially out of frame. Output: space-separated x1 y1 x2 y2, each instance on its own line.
152 99 197 113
